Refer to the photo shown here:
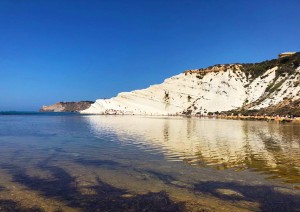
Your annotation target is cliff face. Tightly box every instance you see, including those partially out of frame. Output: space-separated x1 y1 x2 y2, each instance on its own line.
40 101 94 112
81 53 300 116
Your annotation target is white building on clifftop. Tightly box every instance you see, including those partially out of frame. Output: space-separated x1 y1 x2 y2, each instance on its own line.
278 52 296 58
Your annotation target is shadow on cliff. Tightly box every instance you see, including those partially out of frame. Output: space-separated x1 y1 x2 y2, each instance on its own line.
195 181 300 211
4 164 185 211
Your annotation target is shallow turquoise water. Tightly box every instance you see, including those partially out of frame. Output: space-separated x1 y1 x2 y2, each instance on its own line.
0 114 299 211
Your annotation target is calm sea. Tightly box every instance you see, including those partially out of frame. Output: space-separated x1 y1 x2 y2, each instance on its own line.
0 113 299 211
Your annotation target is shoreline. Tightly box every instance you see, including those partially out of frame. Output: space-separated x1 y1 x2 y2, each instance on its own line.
80 112 300 123
3 111 300 123
199 114 300 123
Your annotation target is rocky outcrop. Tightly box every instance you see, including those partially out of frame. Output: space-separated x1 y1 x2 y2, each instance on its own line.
239 98 300 116
80 53 300 116
40 101 94 112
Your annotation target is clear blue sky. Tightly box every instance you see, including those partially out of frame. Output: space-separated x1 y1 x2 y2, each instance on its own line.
1 0 300 111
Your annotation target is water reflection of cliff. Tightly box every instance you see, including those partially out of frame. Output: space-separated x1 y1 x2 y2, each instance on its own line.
84 116 300 183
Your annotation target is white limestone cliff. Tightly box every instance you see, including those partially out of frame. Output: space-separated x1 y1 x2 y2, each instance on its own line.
81 60 300 115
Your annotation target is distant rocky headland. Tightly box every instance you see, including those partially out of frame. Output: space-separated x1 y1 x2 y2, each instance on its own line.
40 101 94 112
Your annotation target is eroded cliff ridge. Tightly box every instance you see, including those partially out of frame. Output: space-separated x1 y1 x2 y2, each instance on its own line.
81 53 300 116
40 101 94 112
